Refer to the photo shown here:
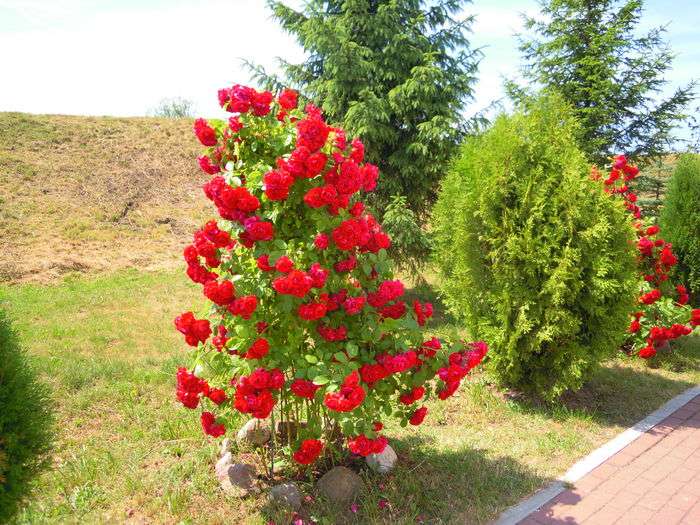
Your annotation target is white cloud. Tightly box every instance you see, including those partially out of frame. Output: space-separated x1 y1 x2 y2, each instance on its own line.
0 0 304 116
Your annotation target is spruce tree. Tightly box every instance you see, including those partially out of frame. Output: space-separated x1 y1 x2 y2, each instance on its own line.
515 0 695 164
255 0 479 217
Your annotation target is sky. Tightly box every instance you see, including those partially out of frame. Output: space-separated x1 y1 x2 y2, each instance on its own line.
0 0 698 128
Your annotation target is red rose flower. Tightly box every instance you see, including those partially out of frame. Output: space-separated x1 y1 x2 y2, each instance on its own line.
293 439 323 465
273 270 314 298
207 388 227 405
347 434 387 456
263 170 295 201
194 118 217 147
257 254 274 271
290 379 320 399
298 301 328 321
201 411 225 437
198 155 220 174
638 345 656 359
324 371 366 412
228 295 258 319
174 312 211 346
409 406 428 426
314 233 329 250
203 280 235 306
399 386 425 405
691 309 700 327
245 338 270 359
639 289 661 305
278 88 298 110
176 367 208 408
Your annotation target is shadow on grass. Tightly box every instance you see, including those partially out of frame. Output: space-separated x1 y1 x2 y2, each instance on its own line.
403 278 459 329
509 348 699 429
0 308 54 523
287 435 550 525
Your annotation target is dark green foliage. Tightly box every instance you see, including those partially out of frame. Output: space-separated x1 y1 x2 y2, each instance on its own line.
514 0 696 164
257 0 479 217
381 195 432 278
660 154 700 303
635 157 672 218
0 308 53 522
433 94 638 400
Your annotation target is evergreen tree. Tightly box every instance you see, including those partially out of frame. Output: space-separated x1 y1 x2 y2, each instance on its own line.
514 0 695 163
635 156 671 219
254 0 479 217
661 154 700 303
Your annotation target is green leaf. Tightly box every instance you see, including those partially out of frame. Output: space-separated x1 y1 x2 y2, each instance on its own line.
304 354 318 364
346 343 358 357
312 375 330 385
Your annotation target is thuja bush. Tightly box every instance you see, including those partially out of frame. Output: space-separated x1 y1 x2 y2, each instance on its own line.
0 309 53 522
174 84 487 468
661 154 700 304
433 95 637 400
593 156 700 358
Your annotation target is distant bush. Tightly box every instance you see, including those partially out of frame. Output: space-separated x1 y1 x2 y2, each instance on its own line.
661 154 700 303
149 97 194 119
433 94 638 400
381 195 432 278
0 308 53 522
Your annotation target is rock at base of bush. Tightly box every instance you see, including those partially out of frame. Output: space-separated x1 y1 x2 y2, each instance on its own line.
215 452 234 481
215 454 258 497
317 466 363 505
236 419 271 446
270 482 302 511
366 444 397 474
219 438 232 456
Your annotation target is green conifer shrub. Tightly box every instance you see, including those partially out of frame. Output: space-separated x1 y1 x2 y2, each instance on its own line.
661 154 700 304
432 94 638 400
0 308 53 522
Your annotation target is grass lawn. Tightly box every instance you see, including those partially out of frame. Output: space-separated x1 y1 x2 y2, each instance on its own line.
1 270 698 524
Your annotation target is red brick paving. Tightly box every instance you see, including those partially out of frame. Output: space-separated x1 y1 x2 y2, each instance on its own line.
518 394 700 524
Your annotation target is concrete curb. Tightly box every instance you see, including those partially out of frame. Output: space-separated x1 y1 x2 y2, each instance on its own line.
493 385 700 525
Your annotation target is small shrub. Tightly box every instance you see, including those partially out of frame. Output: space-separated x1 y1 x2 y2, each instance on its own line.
661 154 700 303
432 94 638 400
149 97 194 119
381 195 432 278
0 309 53 522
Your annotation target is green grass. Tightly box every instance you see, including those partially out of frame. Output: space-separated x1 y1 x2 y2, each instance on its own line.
1 270 698 524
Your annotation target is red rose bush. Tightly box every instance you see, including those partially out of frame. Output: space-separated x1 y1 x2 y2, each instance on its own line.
593 156 699 358
174 84 487 467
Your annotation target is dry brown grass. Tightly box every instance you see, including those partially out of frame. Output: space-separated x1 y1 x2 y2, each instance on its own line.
0 112 210 283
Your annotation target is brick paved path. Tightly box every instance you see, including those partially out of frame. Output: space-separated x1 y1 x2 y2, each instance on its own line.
519 394 700 524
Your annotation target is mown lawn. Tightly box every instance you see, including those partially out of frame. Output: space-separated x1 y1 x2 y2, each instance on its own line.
1 270 698 524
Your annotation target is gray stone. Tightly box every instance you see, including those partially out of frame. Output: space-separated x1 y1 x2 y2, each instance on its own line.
215 452 233 482
366 444 397 474
236 419 271 446
270 482 302 511
220 462 258 497
219 438 232 456
317 466 363 505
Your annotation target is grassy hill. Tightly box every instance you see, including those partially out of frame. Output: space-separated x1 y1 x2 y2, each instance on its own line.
0 113 209 283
